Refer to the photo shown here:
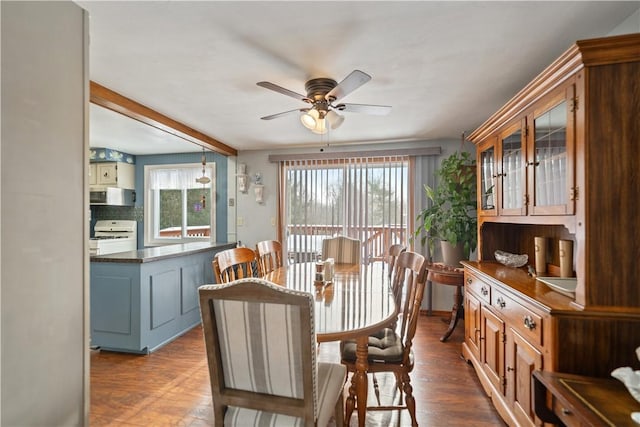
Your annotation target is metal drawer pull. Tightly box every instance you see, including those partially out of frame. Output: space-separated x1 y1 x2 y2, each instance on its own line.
481 286 489 296
496 296 506 308
523 315 537 330
561 408 572 416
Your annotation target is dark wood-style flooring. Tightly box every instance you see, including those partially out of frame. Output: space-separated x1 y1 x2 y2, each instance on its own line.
91 313 505 426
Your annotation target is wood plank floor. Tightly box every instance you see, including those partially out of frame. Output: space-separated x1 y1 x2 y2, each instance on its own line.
91 313 505 426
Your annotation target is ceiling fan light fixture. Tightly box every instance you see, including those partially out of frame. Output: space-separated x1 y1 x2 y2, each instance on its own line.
326 110 344 130
300 109 319 130
310 118 327 134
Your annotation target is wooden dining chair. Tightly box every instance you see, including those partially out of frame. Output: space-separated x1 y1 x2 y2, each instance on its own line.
340 250 427 426
387 243 407 279
212 247 260 283
321 235 361 264
198 278 347 426
255 240 283 275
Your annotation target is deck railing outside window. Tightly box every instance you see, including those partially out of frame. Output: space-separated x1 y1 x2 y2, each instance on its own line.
280 156 409 263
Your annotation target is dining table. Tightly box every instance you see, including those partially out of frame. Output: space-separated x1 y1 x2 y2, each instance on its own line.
263 261 397 427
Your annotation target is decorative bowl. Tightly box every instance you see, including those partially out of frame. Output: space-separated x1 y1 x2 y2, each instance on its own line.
494 250 528 268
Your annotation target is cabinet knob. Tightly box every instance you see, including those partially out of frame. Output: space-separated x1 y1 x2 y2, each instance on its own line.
527 161 540 167
523 315 537 330
561 408 572 416
466 278 472 285
481 286 489 296
496 296 506 308
506 366 514 372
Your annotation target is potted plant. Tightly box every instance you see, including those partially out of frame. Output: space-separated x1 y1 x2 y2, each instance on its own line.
414 151 477 266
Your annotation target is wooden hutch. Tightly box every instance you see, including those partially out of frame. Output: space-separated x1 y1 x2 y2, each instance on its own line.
462 33 640 426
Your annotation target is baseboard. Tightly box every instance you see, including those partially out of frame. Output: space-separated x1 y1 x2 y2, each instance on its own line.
420 309 450 317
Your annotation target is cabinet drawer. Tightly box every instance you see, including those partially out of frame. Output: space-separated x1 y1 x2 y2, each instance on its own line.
552 396 582 427
492 289 543 346
465 272 491 304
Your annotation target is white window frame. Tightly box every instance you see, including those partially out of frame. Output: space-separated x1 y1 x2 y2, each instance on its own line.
144 163 216 246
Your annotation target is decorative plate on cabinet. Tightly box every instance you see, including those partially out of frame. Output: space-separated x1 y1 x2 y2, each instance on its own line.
537 277 577 297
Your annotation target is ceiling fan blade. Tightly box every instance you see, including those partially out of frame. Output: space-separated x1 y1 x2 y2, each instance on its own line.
325 70 371 102
335 103 391 116
260 108 307 120
257 81 307 101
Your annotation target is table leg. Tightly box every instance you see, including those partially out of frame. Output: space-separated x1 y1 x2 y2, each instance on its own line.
440 285 463 342
345 336 369 427
426 278 433 315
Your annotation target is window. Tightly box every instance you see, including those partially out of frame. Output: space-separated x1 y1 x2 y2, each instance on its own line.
144 163 216 246
279 156 410 263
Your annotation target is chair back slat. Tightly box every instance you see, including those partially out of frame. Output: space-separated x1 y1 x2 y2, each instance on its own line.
256 240 283 275
387 244 407 278
212 247 260 283
390 251 426 345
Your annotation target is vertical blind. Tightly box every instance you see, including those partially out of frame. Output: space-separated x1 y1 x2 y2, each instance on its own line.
278 155 410 264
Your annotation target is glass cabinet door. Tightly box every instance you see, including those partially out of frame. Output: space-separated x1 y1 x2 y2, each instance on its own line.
528 84 575 215
499 120 526 215
478 138 497 215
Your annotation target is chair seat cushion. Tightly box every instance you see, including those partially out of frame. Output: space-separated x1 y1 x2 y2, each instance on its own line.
223 362 346 426
316 362 347 427
340 328 404 363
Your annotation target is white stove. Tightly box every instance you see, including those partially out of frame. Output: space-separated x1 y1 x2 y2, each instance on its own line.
89 220 137 256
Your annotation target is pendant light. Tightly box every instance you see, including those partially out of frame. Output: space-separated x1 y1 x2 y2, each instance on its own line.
195 147 210 208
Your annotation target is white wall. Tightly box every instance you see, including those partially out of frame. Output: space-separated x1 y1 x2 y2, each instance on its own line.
236 138 474 311
1 2 88 425
608 6 640 35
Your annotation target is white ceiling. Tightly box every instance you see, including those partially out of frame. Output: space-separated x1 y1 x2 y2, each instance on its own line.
79 1 639 155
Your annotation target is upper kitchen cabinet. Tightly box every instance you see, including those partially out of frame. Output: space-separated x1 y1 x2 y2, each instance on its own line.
93 162 135 189
475 79 576 219
468 33 640 309
526 81 576 216
89 147 136 189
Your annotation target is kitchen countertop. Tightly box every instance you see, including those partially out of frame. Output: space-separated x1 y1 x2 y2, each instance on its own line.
90 241 236 264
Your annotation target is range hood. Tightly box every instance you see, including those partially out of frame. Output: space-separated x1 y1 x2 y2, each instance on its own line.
90 188 136 206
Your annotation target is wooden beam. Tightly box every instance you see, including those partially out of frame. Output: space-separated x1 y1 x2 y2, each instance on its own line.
89 81 237 156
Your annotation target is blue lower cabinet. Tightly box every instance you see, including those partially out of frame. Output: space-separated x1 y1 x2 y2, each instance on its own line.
90 243 233 353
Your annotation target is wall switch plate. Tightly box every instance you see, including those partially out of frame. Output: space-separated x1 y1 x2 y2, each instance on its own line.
229 198 235 207
237 216 244 226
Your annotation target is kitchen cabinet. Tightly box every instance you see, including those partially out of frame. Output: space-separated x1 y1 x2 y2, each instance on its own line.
464 268 548 426
90 242 235 354
463 290 481 361
463 32 640 427
91 161 135 189
89 163 97 186
468 33 640 310
508 328 542 426
525 82 575 217
476 80 576 218
533 371 640 427
481 305 505 394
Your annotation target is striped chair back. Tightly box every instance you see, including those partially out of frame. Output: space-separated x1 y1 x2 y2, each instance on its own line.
199 279 318 424
321 235 361 264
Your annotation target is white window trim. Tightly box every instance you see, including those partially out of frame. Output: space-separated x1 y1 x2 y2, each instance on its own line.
144 163 216 247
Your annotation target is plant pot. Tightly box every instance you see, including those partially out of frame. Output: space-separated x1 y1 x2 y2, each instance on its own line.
441 240 466 267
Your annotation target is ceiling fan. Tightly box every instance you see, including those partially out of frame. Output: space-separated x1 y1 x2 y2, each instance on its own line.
257 70 391 134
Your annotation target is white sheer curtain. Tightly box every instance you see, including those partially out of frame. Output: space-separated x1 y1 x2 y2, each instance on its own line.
279 155 409 264
148 165 213 190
